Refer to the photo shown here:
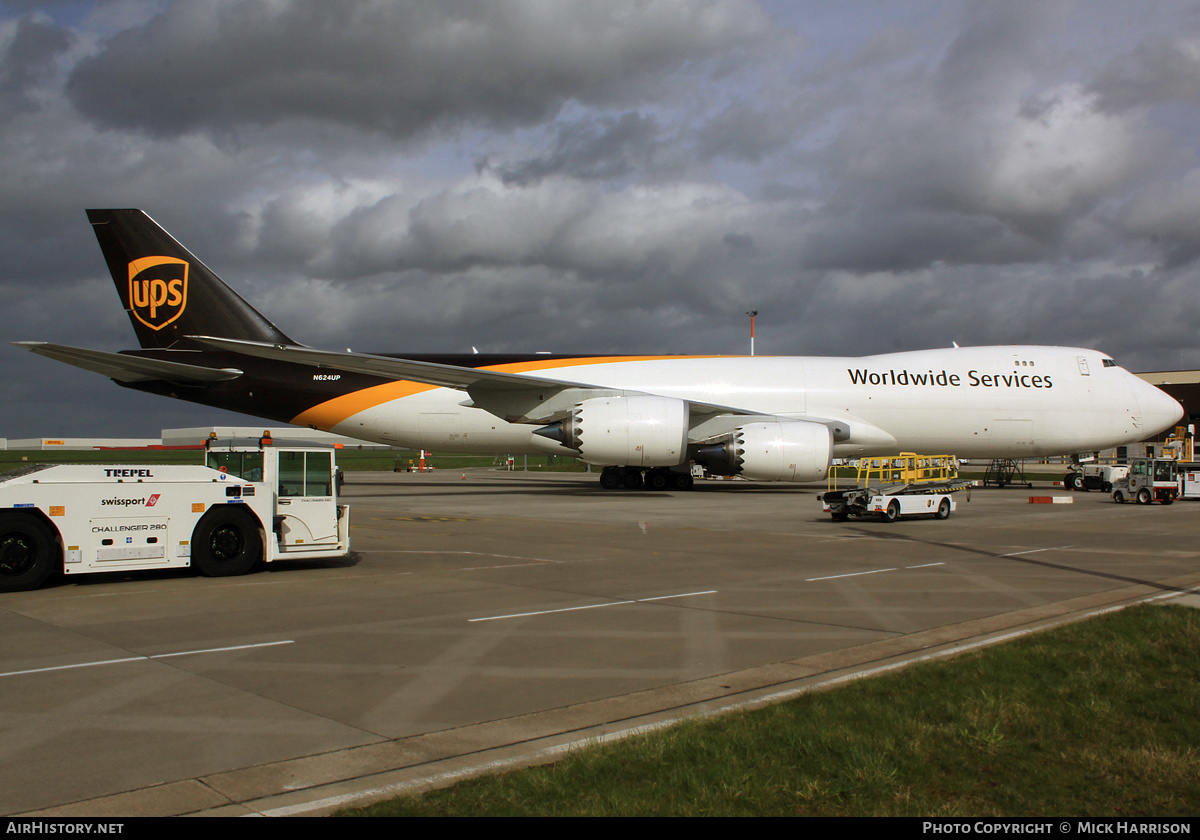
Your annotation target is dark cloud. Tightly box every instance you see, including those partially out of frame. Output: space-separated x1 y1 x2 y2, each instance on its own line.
0 14 70 117
1117 170 1200 269
722 231 753 250
827 13 1163 253
800 208 1050 273
495 112 664 185
306 174 767 285
66 0 770 142
1091 36 1200 113
933 0 1069 110
696 102 797 163
5 1 1200 438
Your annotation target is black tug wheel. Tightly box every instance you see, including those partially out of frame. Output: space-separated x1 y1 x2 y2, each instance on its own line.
191 508 263 577
0 513 58 592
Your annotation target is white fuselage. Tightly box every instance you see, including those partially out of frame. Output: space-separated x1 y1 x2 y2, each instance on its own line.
309 346 1182 460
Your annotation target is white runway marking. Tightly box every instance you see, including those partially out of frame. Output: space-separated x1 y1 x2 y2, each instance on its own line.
357 549 563 564
0 640 294 679
806 561 944 582
806 567 897 582
470 590 718 622
999 545 1075 557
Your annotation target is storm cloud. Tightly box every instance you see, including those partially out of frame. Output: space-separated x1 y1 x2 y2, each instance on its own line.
66 1 771 141
4 0 1200 437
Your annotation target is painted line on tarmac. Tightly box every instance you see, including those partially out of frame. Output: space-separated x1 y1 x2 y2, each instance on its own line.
357 549 563 564
806 561 945 582
806 567 897 582
0 640 294 679
469 590 718 622
998 545 1075 557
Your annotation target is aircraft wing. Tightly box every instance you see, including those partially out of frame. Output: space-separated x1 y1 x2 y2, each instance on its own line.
188 336 602 391
187 335 772 429
13 342 243 384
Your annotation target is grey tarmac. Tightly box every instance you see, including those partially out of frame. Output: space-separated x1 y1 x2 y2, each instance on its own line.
2 469 1198 816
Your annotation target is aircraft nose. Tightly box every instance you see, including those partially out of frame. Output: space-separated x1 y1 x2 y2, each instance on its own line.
1135 378 1183 436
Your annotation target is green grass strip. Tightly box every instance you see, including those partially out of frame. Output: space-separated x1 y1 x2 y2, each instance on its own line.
340 604 1200 817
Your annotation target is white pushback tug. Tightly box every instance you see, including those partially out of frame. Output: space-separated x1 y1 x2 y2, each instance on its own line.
0 434 350 592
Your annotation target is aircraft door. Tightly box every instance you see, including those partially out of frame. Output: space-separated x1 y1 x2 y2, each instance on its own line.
986 418 1034 453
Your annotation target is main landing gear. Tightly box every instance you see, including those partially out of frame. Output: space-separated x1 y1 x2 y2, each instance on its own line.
599 466 694 491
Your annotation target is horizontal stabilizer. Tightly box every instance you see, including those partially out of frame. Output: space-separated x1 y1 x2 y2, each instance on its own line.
14 342 243 384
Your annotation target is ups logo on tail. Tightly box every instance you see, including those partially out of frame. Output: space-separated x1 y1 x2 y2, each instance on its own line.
128 256 188 331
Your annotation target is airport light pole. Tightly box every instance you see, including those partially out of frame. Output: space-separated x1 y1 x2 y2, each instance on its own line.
746 311 757 356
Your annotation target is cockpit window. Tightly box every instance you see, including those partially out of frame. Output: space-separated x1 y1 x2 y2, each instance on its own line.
1102 358 1117 367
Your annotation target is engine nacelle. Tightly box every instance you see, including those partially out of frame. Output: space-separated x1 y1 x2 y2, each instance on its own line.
698 420 831 482
533 395 690 467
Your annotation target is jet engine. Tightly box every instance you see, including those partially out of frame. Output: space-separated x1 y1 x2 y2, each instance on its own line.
532 395 689 467
694 420 831 482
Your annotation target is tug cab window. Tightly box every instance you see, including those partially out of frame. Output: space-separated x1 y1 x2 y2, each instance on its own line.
206 451 264 482
278 451 333 498
1154 461 1176 482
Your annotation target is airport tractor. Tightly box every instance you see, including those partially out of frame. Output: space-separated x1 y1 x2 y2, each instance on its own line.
819 453 971 523
1063 460 1129 493
0 436 350 592
1111 457 1178 505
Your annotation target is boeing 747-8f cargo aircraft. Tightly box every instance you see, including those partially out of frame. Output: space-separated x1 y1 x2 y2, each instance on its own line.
16 210 1183 490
